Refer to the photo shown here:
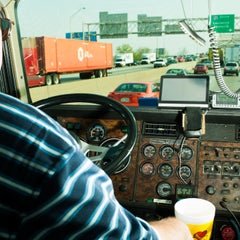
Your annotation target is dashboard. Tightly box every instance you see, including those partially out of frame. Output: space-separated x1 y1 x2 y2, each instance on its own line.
46 105 240 240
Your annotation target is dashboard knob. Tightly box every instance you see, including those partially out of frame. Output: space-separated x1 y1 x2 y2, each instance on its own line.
206 185 216 195
223 182 229 188
234 197 240 203
119 185 127 192
233 183 238 189
224 153 230 158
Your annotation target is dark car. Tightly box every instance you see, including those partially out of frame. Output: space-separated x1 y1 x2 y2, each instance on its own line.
132 60 141 65
185 56 193 62
224 62 239 76
108 82 159 106
194 63 208 74
164 68 190 75
166 58 178 65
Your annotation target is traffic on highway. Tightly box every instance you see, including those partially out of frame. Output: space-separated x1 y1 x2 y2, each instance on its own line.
1 0 240 239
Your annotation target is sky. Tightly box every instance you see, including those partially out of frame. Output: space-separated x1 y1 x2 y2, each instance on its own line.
18 0 240 56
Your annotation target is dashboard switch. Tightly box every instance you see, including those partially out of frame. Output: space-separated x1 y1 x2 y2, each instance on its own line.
221 225 236 240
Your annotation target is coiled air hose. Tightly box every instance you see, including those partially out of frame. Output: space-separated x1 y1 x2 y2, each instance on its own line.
209 25 240 98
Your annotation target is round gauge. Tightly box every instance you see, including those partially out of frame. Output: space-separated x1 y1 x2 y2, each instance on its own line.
177 165 192 179
156 182 172 197
87 123 106 143
180 146 194 161
142 144 157 159
158 163 174 179
159 145 175 160
100 138 131 174
140 162 155 176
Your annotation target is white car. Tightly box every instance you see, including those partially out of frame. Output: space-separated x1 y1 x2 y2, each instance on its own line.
153 58 167 68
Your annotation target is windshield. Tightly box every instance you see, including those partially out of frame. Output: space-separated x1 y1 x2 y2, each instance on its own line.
17 0 240 104
2 1 240 236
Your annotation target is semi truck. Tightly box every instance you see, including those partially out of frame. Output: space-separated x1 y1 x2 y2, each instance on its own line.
114 53 134 67
141 53 156 64
22 37 113 87
225 46 240 64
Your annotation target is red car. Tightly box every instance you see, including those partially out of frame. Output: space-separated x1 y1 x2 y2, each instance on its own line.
108 82 159 106
194 63 208 74
177 56 185 62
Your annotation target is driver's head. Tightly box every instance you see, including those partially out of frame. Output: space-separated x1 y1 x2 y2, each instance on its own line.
0 18 14 68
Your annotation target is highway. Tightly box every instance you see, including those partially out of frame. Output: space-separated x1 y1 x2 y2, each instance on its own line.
29 62 240 102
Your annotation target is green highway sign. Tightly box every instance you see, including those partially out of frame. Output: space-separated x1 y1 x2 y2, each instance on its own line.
211 14 235 33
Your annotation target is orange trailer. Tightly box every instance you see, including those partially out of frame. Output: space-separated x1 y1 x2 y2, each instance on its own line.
22 37 113 87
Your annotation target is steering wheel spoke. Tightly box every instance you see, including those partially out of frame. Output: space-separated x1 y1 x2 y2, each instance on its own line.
79 139 109 162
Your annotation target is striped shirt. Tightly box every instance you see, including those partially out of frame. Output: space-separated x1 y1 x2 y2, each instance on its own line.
0 93 159 240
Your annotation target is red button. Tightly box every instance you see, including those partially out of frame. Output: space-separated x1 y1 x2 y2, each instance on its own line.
221 226 236 240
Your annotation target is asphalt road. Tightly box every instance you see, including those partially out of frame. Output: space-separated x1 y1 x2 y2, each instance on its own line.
30 62 240 102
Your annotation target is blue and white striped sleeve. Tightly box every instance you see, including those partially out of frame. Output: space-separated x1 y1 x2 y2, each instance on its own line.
0 93 160 239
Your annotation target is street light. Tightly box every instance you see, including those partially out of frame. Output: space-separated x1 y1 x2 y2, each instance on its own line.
69 7 86 39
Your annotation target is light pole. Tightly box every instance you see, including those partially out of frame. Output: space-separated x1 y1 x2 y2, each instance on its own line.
69 7 86 39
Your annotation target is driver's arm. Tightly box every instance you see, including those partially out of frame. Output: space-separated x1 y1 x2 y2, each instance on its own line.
0 93 191 239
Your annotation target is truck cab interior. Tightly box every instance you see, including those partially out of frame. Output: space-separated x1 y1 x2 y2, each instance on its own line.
1 0 240 239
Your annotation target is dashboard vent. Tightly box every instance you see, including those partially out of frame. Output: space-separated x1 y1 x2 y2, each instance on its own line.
142 122 178 137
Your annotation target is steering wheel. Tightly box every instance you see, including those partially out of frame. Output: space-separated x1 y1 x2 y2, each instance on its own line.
33 93 138 175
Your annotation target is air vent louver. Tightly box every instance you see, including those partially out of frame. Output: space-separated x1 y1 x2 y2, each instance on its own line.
142 122 178 137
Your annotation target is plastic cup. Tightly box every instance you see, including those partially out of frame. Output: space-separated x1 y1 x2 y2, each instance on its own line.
174 198 215 240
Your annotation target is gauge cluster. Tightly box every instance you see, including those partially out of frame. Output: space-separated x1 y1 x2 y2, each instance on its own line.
140 144 194 184
140 143 194 185
135 140 197 201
